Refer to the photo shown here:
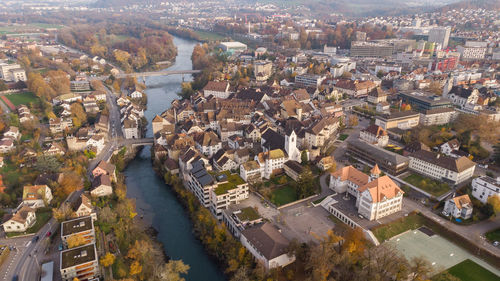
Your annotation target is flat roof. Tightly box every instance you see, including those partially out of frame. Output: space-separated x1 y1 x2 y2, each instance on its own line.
60 243 96 269
235 207 261 222
61 216 93 237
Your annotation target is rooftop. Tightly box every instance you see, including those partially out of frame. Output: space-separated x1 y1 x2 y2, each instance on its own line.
235 207 261 222
62 216 93 237
60 244 97 269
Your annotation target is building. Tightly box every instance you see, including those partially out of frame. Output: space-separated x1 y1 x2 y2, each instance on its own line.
347 139 409 175
209 173 249 220
440 139 460 156
92 160 116 182
256 149 288 179
443 194 473 220
317 156 335 171
329 165 404 220
428 27 451 49
420 108 457 126
61 216 95 247
350 41 393 58
375 111 420 130
222 206 263 238
90 175 112 197
187 160 217 208
22 185 53 208
2 205 36 233
398 92 452 112
194 131 222 158
283 160 304 181
471 176 500 204
240 160 262 182
408 150 476 185
367 88 387 104
73 193 96 220
457 41 487 60
0 139 14 153
294 74 325 87
444 86 479 109
203 81 232 99
218 42 247 54
334 79 377 98
60 244 99 281
254 60 273 82
0 63 26 82
70 80 91 92
240 223 295 270
359 125 388 147
122 119 139 139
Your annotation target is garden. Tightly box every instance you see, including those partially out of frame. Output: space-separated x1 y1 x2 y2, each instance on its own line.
403 173 450 197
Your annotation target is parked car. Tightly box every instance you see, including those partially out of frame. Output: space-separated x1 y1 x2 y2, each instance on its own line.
58 243 63 251
32 236 39 243
46 231 51 237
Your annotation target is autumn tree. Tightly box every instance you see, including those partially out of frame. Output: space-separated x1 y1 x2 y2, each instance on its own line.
27 72 55 100
100 252 116 267
129 260 142 276
487 196 500 214
348 115 359 127
47 70 70 94
70 103 87 128
53 202 75 222
55 172 83 199
307 230 342 281
156 260 190 281
67 233 87 248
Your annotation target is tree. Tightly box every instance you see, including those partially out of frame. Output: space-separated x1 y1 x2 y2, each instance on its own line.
343 227 366 257
67 233 87 248
70 103 87 128
408 256 433 281
487 196 500 214
348 115 359 127
52 203 75 222
157 260 190 281
56 172 83 199
129 260 143 276
47 70 70 94
0 80 7 91
34 156 61 173
432 272 461 281
307 229 342 281
100 252 116 267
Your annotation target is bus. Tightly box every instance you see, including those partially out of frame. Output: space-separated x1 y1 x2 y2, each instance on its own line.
40 261 54 281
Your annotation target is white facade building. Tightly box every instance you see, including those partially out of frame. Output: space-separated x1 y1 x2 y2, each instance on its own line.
471 176 500 204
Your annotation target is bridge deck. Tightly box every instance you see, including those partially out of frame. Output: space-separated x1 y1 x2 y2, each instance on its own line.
117 70 201 78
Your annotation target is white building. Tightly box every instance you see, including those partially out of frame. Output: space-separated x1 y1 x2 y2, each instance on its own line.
22 185 53 209
457 41 487 60
240 223 295 270
428 27 451 49
294 74 325 87
440 139 460 157
359 125 388 147
203 81 232 99
0 63 27 82
255 149 288 179
329 165 404 221
443 194 473 220
420 108 457 126
408 150 476 185
209 175 249 220
60 244 99 281
2 205 36 233
471 176 500 204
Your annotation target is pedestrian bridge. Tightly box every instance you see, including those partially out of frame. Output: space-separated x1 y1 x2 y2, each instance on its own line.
116 69 201 78
118 137 154 146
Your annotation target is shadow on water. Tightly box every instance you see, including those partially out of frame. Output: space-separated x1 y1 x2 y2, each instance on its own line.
124 36 226 281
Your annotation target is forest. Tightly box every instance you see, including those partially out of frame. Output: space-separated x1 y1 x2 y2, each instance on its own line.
58 23 177 72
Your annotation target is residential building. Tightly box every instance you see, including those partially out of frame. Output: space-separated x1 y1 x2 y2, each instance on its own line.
203 81 232 99
359 125 389 147
294 74 325 87
408 150 476 185
0 63 26 82
70 80 91 91
428 27 451 49
440 139 460 156
3 126 20 140
471 176 500 204
60 244 99 281
0 139 14 153
398 92 452 112
443 194 473 220
122 119 139 139
444 86 479 109
329 165 404 220
375 111 420 130
256 149 288 179
457 41 487 60
43 142 66 156
92 160 116 182
194 131 222 158
22 185 53 209
334 79 377 98
73 193 96 220
254 60 273 82
350 41 393 57
367 88 387 104
90 175 112 197
304 117 340 149
187 160 217 208
2 205 36 233
240 160 262 182
240 223 295 270
222 206 263 238
420 108 457 126
209 173 249 219
61 216 95 247
218 42 247 54
317 156 335 171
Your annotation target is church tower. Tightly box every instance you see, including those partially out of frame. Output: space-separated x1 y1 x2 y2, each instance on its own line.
370 164 381 181
285 130 300 162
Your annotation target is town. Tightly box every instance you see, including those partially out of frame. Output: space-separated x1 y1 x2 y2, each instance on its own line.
0 0 499 281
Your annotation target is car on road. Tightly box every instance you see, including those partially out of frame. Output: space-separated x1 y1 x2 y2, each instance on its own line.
58 243 63 251
46 231 51 237
32 235 39 243
12 275 18 281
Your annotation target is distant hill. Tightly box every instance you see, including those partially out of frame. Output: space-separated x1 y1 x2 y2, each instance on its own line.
436 0 500 12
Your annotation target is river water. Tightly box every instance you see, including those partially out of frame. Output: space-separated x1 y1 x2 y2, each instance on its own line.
123 36 226 281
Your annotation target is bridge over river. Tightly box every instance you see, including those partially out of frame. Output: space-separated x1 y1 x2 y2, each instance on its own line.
115 69 201 78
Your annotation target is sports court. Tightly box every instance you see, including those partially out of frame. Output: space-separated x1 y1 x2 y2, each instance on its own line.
386 227 500 277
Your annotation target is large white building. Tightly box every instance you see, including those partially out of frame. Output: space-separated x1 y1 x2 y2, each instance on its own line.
408 150 476 185
457 41 487 60
240 223 295 270
428 27 451 49
359 125 388 147
0 63 27 82
329 165 404 221
471 176 500 204
294 74 325 87
60 244 99 281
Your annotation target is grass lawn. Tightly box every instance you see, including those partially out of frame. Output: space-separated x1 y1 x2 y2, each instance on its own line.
5 92 40 107
485 227 500 243
270 185 298 206
403 173 450 197
445 259 499 281
372 213 425 241
6 209 52 238
194 30 227 41
338 134 349 141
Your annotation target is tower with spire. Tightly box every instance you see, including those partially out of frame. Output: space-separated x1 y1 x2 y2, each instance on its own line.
370 164 381 181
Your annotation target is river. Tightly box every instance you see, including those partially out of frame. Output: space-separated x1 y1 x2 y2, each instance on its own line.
123 36 226 281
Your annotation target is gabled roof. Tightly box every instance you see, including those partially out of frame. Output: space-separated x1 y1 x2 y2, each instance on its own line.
331 166 370 187
95 160 116 175
410 150 476 173
203 81 229 93
22 185 50 201
362 124 387 138
241 223 290 260
261 128 285 151
451 194 472 210
358 175 403 203
7 205 35 224
92 174 111 188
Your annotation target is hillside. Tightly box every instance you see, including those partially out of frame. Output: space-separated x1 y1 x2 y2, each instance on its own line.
437 0 500 12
